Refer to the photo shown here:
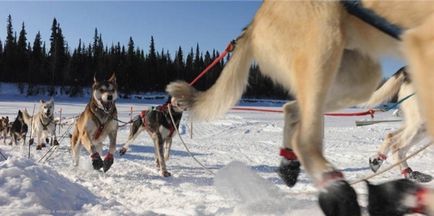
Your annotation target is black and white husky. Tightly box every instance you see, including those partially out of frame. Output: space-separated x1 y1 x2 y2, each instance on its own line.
22 99 57 150
363 67 432 183
9 110 28 146
119 97 185 177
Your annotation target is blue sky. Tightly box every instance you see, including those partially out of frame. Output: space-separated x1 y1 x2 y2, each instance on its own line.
0 1 260 55
0 1 403 77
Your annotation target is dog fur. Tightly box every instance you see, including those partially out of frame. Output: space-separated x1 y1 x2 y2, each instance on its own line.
9 110 28 146
70 74 118 172
22 99 57 150
364 67 432 183
0 116 9 144
119 97 184 177
166 1 434 215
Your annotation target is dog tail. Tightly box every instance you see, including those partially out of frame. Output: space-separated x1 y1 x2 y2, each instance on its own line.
361 67 408 107
21 109 32 126
127 115 143 142
166 29 253 120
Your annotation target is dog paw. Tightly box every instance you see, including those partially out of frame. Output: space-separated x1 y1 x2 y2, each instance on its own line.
29 138 34 145
53 139 59 146
369 156 384 173
407 170 433 183
277 158 300 187
36 144 43 150
91 152 103 170
319 180 361 216
161 170 171 177
119 147 127 156
366 179 428 215
103 153 114 172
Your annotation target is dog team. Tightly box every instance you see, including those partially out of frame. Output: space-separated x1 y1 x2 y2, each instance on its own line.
3 1 434 215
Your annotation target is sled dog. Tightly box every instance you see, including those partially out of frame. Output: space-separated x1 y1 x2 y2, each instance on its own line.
364 67 432 183
9 110 28 146
167 1 434 215
70 74 118 172
22 99 57 150
0 116 9 144
119 97 184 177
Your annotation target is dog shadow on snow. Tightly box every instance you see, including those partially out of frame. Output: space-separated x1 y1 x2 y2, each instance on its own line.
117 144 208 160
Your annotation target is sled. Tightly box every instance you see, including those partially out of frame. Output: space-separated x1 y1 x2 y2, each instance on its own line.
355 119 402 126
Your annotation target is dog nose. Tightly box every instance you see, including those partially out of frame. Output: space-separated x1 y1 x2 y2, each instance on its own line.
107 95 113 101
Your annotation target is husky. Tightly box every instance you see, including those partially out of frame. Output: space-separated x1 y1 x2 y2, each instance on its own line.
119 97 184 177
0 116 9 144
71 74 118 172
22 99 57 150
363 67 432 183
9 110 28 146
166 1 434 215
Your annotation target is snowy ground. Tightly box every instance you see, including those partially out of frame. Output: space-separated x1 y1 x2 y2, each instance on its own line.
0 95 433 215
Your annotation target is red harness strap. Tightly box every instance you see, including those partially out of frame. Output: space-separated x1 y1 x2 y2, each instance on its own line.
401 167 413 177
279 148 298 160
378 153 387 160
93 125 105 140
317 170 345 188
412 187 428 214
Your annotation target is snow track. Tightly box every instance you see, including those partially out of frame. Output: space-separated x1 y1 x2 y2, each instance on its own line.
0 100 433 215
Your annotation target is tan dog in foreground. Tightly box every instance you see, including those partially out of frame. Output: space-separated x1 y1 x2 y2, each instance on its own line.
167 1 434 215
71 74 118 173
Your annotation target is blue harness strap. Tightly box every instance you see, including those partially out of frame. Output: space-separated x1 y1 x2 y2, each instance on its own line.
341 0 403 40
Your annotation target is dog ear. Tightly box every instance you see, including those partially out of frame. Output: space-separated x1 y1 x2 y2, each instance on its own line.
108 73 116 83
94 74 97 83
40 99 45 104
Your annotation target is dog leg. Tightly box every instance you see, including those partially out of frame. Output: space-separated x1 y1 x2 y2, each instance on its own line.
369 127 403 173
163 137 172 161
103 131 117 172
80 132 103 170
120 119 143 156
36 131 45 150
403 14 434 139
153 133 170 177
395 126 432 183
70 128 81 166
284 25 360 214
278 100 301 187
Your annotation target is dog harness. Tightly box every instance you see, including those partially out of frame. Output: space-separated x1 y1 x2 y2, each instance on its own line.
90 102 115 140
341 0 403 40
39 115 53 131
139 103 178 137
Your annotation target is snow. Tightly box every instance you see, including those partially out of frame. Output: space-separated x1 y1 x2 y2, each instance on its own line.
0 84 433 215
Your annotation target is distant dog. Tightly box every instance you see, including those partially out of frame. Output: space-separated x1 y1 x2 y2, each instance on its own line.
119 97 184 177
71 73 118 172
9 110 28 146
0 116 9 144
22 98 57 150
364 67 432 183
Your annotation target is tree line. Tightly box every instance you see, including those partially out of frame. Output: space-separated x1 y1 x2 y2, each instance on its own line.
0 15 290 99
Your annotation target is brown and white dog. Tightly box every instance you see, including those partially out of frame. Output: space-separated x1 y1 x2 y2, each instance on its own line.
364 67 432 183
119 97 184 177
167 1 434 215
71 74 118 172
0 116 9 144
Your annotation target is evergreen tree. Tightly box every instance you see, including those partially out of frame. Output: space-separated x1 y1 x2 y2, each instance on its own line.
174 46 184 80
16 23 29 93
28 31 44 95
3 15 17 81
